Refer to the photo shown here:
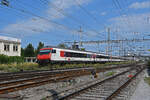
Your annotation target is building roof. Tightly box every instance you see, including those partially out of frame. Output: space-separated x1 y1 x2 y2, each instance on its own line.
0 36 21 44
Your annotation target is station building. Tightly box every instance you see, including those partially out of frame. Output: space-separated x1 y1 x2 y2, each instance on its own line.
0 36 21 56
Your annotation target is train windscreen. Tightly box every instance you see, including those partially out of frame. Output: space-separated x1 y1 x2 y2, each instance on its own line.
39 50 51 55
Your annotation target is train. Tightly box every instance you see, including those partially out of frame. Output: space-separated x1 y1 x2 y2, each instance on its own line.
37 46 128 65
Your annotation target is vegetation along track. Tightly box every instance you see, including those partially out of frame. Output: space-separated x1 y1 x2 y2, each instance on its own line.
58 65 146 100
0 63 139 94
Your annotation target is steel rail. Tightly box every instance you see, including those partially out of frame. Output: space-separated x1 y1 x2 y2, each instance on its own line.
0 68 94 82
0 64 137 94
0 71 90 94
58 65 143 100
0 63 136 77
0 76 70 94
105 66 146 100
0 63 139 94
0 71 90 88
0 63 136 82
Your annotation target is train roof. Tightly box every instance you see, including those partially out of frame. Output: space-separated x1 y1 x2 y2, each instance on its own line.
43 46 120 58
44 45 101 53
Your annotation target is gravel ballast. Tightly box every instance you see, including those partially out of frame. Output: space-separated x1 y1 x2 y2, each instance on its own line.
130 70 150 100
7 67 130 100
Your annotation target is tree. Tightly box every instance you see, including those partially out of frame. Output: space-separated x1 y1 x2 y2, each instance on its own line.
21 48 25 57
35 42 44 55
24 43 35 57
80 48 86 51
57 43 68 48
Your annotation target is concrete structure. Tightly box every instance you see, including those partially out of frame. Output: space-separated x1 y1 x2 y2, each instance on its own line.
0 36 21 56
24 57 37 63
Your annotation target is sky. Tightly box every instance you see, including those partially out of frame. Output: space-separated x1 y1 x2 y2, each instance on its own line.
0 0 150 56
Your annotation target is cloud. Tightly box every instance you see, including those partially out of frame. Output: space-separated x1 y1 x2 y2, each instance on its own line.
46 0 91 19
109 13 150 38
2 0 91 35
100 12 107 16
2 17 53 35
129 1 150 9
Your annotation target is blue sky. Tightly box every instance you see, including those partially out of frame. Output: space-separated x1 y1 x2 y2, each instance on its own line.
0 0 150 55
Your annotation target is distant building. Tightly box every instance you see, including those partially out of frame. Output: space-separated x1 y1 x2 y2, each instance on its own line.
0 36 21 56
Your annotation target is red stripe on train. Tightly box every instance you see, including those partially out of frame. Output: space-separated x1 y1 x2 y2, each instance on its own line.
60 51 65 57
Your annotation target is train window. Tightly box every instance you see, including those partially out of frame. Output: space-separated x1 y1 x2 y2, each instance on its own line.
52 49 56 53
64 52 66 57
87 54 91 58
39 50 51 55
64 52 89 58
64 52 70 57
96 55 110 59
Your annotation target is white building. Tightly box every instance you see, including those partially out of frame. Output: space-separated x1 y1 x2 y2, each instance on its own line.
0 36 21 56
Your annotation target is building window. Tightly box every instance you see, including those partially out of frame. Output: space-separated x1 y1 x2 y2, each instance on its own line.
13 45 18 52
4 44 10 51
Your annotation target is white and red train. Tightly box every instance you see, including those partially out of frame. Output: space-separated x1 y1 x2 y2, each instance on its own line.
37 46 127 65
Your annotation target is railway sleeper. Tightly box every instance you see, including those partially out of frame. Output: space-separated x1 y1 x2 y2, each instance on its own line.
80 93 112 97
74 95 105 100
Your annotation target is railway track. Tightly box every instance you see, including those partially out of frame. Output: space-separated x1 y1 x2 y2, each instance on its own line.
0 63 138 94
0 63 137 82
58 65 145 100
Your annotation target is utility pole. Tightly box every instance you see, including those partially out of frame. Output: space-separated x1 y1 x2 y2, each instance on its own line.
106 27 110 56
97 43 100 53
79 26 83 47
147 17 150 24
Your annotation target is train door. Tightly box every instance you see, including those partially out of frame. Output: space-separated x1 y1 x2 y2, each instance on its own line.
92 54 96 62
51 49 57 60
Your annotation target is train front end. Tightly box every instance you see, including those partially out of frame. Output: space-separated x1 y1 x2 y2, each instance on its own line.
37 48 51 65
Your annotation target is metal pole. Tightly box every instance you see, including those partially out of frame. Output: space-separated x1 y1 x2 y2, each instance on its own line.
106 28 110 55
79 26 83 48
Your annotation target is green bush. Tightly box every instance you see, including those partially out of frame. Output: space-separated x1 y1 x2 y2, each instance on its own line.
0 54 24 64
105 71 116 77
147 60 150 67
144 77 150 85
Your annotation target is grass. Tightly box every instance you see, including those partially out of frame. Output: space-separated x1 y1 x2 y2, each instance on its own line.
105 71 116 77
0 63 50 72
0 61 134 72
41 98 47 100
50 61 135 69
144 77 150 85
147 60 150 68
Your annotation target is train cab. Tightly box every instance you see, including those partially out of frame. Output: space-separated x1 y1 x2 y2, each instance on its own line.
37 48 52 65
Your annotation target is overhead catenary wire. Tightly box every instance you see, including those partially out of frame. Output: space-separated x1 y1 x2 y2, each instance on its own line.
114 0 146 56
14 0 64 20
112 0 136 38
112 0 131 43
74 0 103 26
0 4 41 36
112 0 134 33
0 3 33 21
73 0 107 39
1 0 105 38
0 3 80 33
0 4 57 34
111 0 136 56
38 0 105 37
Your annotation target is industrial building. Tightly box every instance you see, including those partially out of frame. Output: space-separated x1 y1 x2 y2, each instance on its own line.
0 36 21 56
